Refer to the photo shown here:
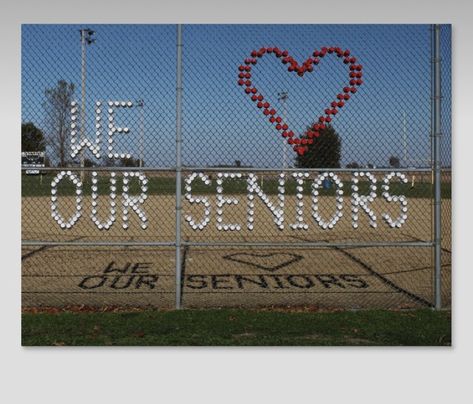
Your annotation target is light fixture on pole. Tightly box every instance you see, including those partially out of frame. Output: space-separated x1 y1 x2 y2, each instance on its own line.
79 27 96 180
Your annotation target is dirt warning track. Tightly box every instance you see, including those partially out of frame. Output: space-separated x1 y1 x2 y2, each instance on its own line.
22 195 451 309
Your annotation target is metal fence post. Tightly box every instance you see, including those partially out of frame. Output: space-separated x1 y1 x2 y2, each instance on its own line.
175 24 183 309
432 24 442 310
80 29 87 182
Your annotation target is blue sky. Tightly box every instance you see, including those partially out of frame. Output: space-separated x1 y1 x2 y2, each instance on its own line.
21 24 451 168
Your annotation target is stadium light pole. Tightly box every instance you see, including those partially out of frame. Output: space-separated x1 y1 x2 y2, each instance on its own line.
278 91 288 169
136 99 144 167
79 28 95 180
402 110 408 167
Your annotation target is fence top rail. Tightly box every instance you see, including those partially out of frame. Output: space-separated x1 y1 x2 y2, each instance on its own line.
23 166 435 173
21 166 176 172
182 167 434 173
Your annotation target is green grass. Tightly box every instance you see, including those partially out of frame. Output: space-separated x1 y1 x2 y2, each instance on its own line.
22 308 451 346
22 174 451 199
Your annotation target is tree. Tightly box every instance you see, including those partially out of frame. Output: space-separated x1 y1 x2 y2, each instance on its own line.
389 156 400 168
84 158 97 167
22 122 45 152
295 124 341 169
119 156 141 167
101 156 143 167
102 155 114 167
346 161 360 169
43 80 75 167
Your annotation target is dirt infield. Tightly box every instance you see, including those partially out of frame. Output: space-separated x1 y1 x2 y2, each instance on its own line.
21 195 451 309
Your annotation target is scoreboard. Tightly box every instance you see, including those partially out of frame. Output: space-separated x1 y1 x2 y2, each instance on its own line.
22 151 45 175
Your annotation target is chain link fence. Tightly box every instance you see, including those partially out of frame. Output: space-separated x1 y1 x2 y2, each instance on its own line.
21 24 451 310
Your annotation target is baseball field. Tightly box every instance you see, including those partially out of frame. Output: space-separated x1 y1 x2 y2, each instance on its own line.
21 173 452 310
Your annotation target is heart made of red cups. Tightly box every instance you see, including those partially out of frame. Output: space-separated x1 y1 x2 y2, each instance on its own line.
238 46 363 156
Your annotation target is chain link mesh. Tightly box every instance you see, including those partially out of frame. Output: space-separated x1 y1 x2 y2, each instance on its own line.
21 24 451 310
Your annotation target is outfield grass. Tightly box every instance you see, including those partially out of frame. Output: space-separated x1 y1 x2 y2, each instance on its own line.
22 173 451 199
22 308 451 346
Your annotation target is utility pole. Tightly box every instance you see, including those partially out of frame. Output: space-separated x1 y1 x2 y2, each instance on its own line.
278 91 288 169
79 28 95 180
136 99 145 167
402 110 408 167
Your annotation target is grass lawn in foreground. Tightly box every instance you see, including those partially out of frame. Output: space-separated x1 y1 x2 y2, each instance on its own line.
22 308 451 346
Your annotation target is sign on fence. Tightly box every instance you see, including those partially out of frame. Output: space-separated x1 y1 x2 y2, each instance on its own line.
22 151 45 175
